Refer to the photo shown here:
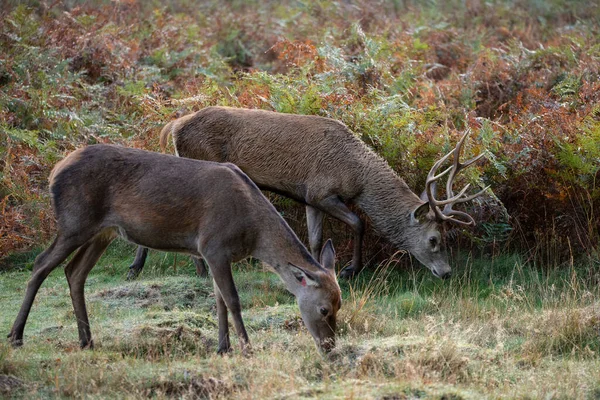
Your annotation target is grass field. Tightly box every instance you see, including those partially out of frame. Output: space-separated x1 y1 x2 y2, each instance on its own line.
1 240 599 399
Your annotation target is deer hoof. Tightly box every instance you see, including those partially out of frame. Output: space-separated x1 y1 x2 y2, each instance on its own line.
8 333 23 348
241 344 253 358
216 344 233 355
126 267 140 281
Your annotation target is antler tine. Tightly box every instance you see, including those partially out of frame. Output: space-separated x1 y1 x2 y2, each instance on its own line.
434 184 471 206
448 153 486 189
425 149 455 221
440 210 476 226
460 152 486 169
445 128 487 198
445 128 472 198
434 128 488 226
425 174 449 221
445 185 490 206
426 165 452 189
426 152 454 183
424 128 488 225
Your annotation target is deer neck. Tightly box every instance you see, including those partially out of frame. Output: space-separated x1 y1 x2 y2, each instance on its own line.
256 226 325 297
356 166 423 249
254 213 322 275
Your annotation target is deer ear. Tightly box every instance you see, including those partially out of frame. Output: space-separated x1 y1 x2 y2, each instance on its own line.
288 263 319 287
411 202 430 225
320 239 336 272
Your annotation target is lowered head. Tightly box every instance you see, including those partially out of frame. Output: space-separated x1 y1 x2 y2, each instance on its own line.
285 239 341 353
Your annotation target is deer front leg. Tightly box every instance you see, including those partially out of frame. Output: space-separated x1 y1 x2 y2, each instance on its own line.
64 229 116 349
205 256 251 355
127 246 148 280
212 280 231 354
313 195 364 279
306 205 324 260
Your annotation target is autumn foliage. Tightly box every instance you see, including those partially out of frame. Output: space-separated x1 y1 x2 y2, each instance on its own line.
1 1 598 267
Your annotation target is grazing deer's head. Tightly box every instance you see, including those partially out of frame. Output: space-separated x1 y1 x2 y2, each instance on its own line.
283 240 340 353
408 129 489 279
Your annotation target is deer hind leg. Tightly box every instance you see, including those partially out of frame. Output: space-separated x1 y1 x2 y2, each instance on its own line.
192 257 209 278
64 228 117 349
8 234 87 347
126 246 148 280
313 195 364 279
204 255 250 355
306 205 324 260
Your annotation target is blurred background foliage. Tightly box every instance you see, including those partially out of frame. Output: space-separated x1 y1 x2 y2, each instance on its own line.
1 0 598 269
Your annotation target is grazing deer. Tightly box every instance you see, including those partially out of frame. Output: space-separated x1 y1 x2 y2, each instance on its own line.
129 106 487 280
8 145 341 354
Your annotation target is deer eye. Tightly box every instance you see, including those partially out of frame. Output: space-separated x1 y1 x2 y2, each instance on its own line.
429 237 437 247
319 307 328 316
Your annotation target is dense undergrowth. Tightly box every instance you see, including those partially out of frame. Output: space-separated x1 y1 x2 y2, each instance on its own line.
1 1 599 265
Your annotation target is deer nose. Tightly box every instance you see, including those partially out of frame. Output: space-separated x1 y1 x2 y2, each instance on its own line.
320 337 335 353
439 271 452 280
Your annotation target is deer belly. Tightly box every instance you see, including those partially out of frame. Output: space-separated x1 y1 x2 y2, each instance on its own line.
116 225 198 253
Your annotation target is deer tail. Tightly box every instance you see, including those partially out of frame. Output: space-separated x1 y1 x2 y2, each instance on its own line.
159 120 175 153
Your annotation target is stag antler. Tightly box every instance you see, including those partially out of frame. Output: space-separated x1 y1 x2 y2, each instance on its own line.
425 129 489 226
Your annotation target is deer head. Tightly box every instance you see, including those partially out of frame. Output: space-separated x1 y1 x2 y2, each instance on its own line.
282 240 340 353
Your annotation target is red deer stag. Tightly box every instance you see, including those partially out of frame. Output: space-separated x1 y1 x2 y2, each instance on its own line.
8 145 341 354
127 107 487 279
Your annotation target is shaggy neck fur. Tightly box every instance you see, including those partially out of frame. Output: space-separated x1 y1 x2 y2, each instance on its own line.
355 160 424 249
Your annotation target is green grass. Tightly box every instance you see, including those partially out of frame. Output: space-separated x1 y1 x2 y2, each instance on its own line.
1 242 599 399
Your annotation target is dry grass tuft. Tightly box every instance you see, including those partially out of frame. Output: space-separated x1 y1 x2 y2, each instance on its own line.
102 324 215 361
147 374 236 399
94 283 162 308
522 304 600 358
338 256 399 337
404 338 471 383
0 374 24 394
